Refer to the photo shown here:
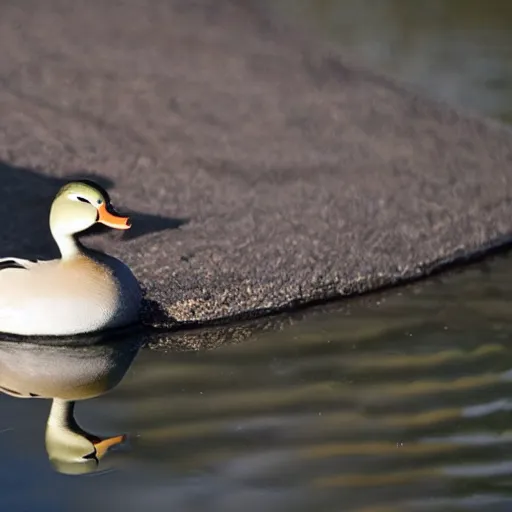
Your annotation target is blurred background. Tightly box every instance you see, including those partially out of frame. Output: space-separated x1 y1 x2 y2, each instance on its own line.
269 0 512 122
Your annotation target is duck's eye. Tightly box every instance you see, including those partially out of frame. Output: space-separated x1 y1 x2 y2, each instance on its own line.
76 196 90 204
97 199 103 205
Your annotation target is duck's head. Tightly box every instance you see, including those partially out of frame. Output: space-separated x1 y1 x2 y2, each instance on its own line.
50 180 131 238
45 399 126 475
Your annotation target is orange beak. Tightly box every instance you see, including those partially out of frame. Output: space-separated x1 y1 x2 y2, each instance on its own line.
93 434 126 459
97 203 131 230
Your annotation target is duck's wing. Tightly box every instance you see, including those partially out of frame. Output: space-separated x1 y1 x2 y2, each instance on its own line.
0 258 42 272
0 257 60 335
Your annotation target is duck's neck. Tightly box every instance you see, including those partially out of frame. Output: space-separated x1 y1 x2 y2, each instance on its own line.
52 233 83 260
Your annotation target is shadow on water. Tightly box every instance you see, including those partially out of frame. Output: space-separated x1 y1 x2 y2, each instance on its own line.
0 161 188 260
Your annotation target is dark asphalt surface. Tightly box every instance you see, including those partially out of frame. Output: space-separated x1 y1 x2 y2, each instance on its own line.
2 1 512 340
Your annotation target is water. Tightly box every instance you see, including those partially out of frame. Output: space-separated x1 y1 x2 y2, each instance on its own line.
2 252 512 511
4 2 512 510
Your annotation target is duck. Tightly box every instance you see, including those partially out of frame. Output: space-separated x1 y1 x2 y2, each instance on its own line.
0 179 142 336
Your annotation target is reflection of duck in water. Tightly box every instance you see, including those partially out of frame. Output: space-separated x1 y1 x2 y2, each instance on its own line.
45 399 126 475
0 332 142 475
